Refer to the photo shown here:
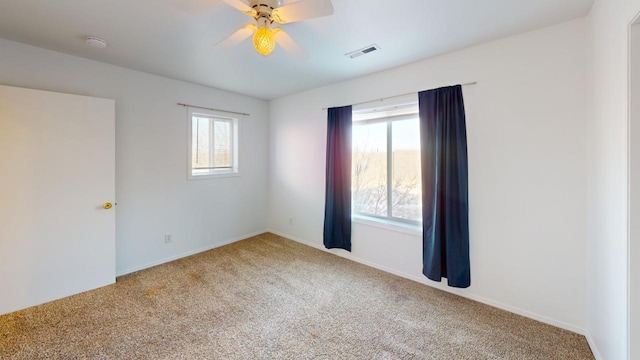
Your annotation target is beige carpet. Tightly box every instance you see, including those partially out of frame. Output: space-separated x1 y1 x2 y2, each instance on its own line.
0 233 593 359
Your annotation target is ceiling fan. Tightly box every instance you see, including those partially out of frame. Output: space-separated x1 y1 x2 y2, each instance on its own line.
217 0 334 59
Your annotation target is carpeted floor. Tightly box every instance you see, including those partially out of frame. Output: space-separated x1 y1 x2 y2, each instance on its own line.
0 233 593 359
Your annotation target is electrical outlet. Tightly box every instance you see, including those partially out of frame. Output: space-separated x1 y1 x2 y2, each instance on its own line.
164 234 172 244
288 218 293 226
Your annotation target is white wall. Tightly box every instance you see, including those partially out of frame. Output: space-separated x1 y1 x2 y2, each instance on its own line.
586 0 640 359
269 19 588 333
0 38 269 275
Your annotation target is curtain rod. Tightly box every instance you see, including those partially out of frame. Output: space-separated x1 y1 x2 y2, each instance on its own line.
177 103 250 116
321 82 477 110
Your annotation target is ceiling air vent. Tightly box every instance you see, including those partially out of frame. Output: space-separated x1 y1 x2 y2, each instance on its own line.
346 44 381 59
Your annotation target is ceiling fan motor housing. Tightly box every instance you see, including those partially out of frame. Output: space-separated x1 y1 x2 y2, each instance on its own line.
250 0 280 25
249 0 281 8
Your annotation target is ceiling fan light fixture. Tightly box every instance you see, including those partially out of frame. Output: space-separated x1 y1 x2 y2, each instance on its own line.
253 28 276 56
220 0 333 59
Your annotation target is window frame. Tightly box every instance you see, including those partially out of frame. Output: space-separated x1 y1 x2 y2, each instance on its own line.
352 104 421 227
187 107 239 180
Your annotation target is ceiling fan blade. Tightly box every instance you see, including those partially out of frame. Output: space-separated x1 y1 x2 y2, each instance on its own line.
273 28 309 61
272 0 334 24
214 24 256 48
222 0 257 17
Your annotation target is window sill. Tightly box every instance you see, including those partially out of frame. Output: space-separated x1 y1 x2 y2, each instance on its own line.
352 214 422 236
188 172 240 180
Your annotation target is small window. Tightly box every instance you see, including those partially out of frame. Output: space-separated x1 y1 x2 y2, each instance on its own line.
188 108 238 179
352 102 421 225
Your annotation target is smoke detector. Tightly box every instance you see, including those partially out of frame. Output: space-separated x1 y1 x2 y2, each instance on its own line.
84 36 108 49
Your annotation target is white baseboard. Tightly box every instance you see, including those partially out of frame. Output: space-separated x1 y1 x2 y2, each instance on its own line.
267 229 587 336
584 332 603 360
116 229 268 277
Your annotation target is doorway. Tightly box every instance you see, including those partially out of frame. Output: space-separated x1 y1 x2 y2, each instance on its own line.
628 16 640 360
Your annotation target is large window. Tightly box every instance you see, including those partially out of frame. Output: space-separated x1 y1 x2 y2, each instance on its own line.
188 108 238 179
352 103 421 224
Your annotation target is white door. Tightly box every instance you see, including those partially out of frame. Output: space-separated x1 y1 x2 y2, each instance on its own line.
631 21 640 360
0 85 115 315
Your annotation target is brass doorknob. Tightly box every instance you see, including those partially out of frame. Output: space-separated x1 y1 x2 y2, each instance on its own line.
103 202 113 209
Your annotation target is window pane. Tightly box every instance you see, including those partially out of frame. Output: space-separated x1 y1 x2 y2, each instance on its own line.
192 116 211 175
214 120 231 168
391 118 421 222
352 122 388 217
189 112 238 179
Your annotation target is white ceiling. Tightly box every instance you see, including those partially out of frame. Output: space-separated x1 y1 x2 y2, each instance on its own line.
0 0 594 100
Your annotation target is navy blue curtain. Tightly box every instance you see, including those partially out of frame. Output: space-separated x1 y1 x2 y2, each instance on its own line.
323 106 353 251
419 85 470 288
